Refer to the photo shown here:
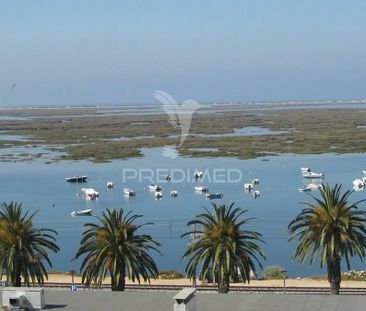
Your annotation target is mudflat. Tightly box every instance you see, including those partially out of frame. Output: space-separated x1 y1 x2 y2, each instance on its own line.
1 103 366 162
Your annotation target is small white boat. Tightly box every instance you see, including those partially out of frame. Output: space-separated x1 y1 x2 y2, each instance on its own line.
252 179 260 185
206 193 223 199
155 191 163 199
298 186 312 192
170 190 178 197
298 183 322 192
194 186 209 192
300 168 311 173
123 188 136 196
253 190 260 199
165 175 172 181
107 181 114 188
244 183 253 191
81 188 100 198
362 170 366 176
302 171 324 179
352 179 364 188
194 170 204 179
149 184 162 191
353 185 364 192
71 209 92 217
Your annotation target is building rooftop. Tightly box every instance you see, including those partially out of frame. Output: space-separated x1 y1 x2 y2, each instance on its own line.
2 289 366 311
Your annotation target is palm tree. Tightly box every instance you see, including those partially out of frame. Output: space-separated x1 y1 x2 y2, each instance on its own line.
288 184 366 294
0 201 59 287
75 208 160 291
182 202 265 293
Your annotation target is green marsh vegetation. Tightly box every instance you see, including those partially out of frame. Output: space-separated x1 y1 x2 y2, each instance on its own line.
1 107 366 162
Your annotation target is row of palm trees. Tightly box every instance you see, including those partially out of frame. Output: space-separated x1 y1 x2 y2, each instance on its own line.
1 184 366 294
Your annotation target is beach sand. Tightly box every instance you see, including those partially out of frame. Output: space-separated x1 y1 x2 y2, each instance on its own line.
45 273 366 288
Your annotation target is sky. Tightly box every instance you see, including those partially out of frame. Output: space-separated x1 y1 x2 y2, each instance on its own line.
0 0 366 107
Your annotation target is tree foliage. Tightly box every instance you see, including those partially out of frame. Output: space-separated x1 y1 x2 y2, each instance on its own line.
75 208 160 291
182 202 265 293
0 201 59 286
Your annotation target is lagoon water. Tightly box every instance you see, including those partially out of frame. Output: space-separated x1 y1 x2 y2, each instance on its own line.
1 148 366 277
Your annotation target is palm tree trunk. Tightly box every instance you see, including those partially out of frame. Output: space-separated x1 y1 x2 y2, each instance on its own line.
12 270 21 287
217 274 230 294
15 275 22 287
327 256 341 295
111 270 126 291
12 261 22 287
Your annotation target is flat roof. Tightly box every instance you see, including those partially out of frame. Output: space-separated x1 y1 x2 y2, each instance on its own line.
2 289 366 311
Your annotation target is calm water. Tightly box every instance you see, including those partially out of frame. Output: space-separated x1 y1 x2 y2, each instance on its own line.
1 149 366 277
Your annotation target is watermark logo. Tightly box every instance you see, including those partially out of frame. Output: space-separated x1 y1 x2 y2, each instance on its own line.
122 168 243 184
154 91 202 158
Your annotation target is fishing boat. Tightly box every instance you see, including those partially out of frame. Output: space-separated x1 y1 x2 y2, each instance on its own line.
170 190 178 197
206 193 223 199
71 209 92 217
165 175 172 181
194 186 209 192
252 179 260 185
155 191 163 199
66 176 88 183
149 184 162 191
107 181 114 188
123 188 136 196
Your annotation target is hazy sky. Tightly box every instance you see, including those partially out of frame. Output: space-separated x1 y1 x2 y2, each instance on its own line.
1 0 366 106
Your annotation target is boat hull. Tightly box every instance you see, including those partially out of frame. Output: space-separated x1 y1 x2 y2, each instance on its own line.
66 176 88 183
206 193 223 199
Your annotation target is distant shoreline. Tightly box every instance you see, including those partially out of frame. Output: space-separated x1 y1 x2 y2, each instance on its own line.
1 98 366 110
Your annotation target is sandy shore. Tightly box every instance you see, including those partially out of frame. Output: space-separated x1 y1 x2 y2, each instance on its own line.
45 273 366 288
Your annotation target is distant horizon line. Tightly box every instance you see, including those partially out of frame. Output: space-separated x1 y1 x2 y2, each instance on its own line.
1 97 366 110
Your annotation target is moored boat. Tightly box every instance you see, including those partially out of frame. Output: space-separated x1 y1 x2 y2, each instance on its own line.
155 191 163 199
170 190 178 197
298 183 322 192
66 176 88 183
123 188 136 196
353 179 364 188
81 188 99 198
149 184 162 191
194 186 209 192
300 168 311 174
298 186 312 192
194 170 204 179
244 183 253 191
253 190 260 199
71 209 92 217
206 193 223 199
302 171 324 179
107 181 114 188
